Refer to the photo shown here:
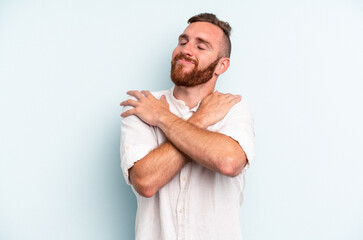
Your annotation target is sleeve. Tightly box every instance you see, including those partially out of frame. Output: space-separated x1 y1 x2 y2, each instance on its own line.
120 104 158 185
217 99 255 170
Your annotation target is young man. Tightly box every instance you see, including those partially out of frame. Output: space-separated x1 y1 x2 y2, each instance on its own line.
120 13 254 240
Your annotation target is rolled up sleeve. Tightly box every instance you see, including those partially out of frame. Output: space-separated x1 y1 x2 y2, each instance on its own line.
120 106 157 185
218 99 255 170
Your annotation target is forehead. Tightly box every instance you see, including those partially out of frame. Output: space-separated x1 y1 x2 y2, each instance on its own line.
181 22 224 46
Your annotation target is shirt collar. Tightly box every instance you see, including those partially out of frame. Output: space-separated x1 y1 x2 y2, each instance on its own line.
170 85 201 113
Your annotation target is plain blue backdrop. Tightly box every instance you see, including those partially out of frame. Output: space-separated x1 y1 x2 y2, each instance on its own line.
1 0 362 239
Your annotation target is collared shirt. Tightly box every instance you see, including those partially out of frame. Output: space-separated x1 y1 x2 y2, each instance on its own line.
120 87 254 240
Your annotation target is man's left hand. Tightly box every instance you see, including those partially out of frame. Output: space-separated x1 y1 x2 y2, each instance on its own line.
189 91 241 128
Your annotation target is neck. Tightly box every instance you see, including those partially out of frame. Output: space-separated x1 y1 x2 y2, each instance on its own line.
173 79 217 109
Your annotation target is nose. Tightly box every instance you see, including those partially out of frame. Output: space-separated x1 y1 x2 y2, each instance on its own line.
181 42 193 57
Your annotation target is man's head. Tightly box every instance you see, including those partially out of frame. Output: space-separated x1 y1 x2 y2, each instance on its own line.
188 13 232 58
171 13 232 87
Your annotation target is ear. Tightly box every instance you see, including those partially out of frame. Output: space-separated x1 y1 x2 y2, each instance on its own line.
215 57 230 76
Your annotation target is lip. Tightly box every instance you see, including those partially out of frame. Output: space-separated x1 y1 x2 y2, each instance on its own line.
177 59 195 65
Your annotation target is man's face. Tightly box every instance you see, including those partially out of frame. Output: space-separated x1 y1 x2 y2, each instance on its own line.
170 22 224 87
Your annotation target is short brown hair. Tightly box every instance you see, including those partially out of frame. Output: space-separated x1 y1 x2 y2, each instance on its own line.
188 13 232 58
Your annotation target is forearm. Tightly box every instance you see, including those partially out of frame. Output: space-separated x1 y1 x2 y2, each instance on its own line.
129 140 188 197
129 112 245 197
157 112 247 177
121 90 246 197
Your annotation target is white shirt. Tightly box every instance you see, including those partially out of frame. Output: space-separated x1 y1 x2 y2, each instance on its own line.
120 87 254 240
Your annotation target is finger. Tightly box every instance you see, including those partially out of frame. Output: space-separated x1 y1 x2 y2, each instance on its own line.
229 95 242 104
224 93 240 99
217 93 234 102
160 95 167 103
121 108 136 118
120 99 139 107
141 90 152 97
225 93 240 101
127 90 145 100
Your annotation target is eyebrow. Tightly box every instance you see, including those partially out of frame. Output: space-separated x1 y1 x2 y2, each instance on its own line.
178 34 188 41
178 34 213 49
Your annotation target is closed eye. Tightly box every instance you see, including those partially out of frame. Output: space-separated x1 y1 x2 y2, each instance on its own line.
178 34 188 46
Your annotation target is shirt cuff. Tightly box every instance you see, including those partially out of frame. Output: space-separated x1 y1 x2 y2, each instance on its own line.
121 143 155 185
220 127 255 171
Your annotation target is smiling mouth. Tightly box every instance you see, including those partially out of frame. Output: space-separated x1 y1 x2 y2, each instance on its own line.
177 59 195 65
173 53 198 65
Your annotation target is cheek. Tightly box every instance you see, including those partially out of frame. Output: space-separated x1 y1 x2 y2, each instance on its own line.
172 47 179 59
201 54 218 66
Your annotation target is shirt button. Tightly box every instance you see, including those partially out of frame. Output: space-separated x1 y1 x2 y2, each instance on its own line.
125 144 130 150
179 209 184 214
183 177 187 181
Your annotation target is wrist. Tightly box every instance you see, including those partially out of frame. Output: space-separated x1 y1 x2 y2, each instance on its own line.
188 114 208 129
156 110 179 131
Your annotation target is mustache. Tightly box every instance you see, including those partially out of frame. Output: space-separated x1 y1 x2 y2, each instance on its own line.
173 54 198 65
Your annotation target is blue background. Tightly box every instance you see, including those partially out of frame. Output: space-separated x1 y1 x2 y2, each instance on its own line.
1 0 362 239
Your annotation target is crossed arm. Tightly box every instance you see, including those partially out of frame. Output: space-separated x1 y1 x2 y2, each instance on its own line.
120 90 247 197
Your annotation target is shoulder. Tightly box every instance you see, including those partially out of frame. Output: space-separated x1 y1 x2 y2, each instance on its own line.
150 89 172 100
228 96 254 118
123 89 172 101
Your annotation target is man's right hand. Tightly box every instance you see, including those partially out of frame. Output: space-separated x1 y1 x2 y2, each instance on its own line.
189 91 242 129
120 90 170 127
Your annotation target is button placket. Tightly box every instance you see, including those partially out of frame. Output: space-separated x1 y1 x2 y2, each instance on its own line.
177 163 190 240
174 103 194 240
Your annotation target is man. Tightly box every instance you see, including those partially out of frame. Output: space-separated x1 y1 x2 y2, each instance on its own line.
120 13 254 240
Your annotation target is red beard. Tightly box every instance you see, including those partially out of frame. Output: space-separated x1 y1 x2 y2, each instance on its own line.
170 54 220 87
